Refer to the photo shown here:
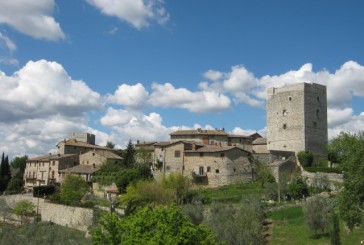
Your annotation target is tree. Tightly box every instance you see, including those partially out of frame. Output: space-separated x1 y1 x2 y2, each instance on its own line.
329 131 364 230
297 151 314 167
60 175 90 205
253 158 275 187
0 153 11 192
205 197 265 245
331 212 341 245
123 140 136 167
10 155 28 178
14 200 35 224
303 195 332 237
105 141 115 149
135 147 152 166
6 177 24 194
161 173 191 204
92 205 220 245
287 174 309 199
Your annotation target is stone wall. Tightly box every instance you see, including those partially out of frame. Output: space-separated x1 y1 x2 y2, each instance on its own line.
1 194 93 232
301 170 343 190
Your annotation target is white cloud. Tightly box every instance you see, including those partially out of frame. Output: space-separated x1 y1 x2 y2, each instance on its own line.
0 31 18 65
0 0 65 40
231 127 267 138
87 0 169 29
0 32 16 52
149 83 231 113
0 60 101 122
106 83 149 110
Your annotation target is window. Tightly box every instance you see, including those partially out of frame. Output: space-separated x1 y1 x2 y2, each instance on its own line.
317 97 320 102
199 166 204 176
199 152 204 157
51 171 55 179
215 169 220 173
174 150 181 158
207 166 211 172
220 153 225 158
233 168 236 172
289 96 292 101
313 121 317 128
283 124 287 129
52 161 55 166
92 152 95 156
316 109 319 117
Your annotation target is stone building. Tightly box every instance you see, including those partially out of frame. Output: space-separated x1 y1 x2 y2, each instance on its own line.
267 83 328 161
184 146 252 188
24 154 79 189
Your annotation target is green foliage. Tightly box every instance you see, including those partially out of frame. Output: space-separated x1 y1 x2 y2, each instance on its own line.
5 177 24 194
161 173 191 204
135 147 152 166
297 151 314 167
0 152 11 192
206 197 265 245
14 200 35 217
92 205 220 245
10 155 28 178
121 179 174 215
105 141 115 149
287 174 309 199
60 175 90 205
181 203 204 225
93 161 152 193
303 195 333 237
123 140 136 167
304 166 342 174
331 212 341 245
329 131 364 230
0 222 90 244
254 159 275 187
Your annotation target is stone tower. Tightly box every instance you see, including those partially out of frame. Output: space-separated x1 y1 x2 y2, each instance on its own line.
267 83 328 161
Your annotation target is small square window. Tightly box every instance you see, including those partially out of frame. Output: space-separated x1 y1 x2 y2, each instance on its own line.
283 124 287 129
199 152 204 157
220 153 225 158
207 166 211 172
215 169 220 173
174 150 181 158
289 96 292 101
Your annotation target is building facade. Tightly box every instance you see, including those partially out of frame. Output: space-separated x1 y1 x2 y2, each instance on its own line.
267 83 328 161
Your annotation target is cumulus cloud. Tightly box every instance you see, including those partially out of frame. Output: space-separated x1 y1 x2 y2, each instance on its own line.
0 60 101 123
87 0 170 29
0 0 65 40
106 83 149 110
149 83 231 113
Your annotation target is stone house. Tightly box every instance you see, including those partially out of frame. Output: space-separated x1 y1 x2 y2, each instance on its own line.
252 137 268 153
184 146 253 188
56 139 111 155
24 154 79 189
59 150 123 183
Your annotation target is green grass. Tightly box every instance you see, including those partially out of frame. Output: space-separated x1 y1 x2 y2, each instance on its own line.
195 181 264 204
267 206 364 245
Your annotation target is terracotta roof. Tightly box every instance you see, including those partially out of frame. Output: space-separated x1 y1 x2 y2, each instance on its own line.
227 134 253 138
84 150 122 160
186 145 246 153
58 164 100 174
57 139 109 150
170 129 228 136
252 137 267 145
28 154 77 162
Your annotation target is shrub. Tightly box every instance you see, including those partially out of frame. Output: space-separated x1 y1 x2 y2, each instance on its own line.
14 200 35 218
287 175 309 199
297 151 313 167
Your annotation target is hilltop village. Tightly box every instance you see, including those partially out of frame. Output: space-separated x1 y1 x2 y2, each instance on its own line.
23 82 328 190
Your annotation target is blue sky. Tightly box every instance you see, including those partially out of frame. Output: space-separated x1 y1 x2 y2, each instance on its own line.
0 0 364 158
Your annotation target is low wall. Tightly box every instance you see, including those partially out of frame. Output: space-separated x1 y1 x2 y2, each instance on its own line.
302 170 343 190
0 194 93 232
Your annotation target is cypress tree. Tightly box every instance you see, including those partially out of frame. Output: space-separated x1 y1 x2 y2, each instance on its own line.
123 140 136 167
331 212 341 245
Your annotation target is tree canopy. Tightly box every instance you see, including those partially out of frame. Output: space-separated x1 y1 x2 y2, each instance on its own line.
329 131 364 230
60 175 90 205
92 205 220 245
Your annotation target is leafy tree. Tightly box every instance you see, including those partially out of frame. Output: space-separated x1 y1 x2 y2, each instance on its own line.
6 177 24 194
105 141 115 149
303 195 332 237
297 151 314 167
161 173 191 204
92 205 220 245
123 140 136 167
14 200 35 224
135 147 152 166
60 175 90 205
287 174 309 199
253 158 275 187
10 155 28 178
331 212 341 245
329 131 364 230
121 179 174 215
206 197 265 245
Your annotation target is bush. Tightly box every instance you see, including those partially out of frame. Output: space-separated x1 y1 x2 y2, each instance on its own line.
60 175 89 205
297 151 313 167
14 200 35 217
6 177 24 194
303 195 332 237
287 175 309 199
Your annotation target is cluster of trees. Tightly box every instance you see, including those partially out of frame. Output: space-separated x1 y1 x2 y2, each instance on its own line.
0 153 27 194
